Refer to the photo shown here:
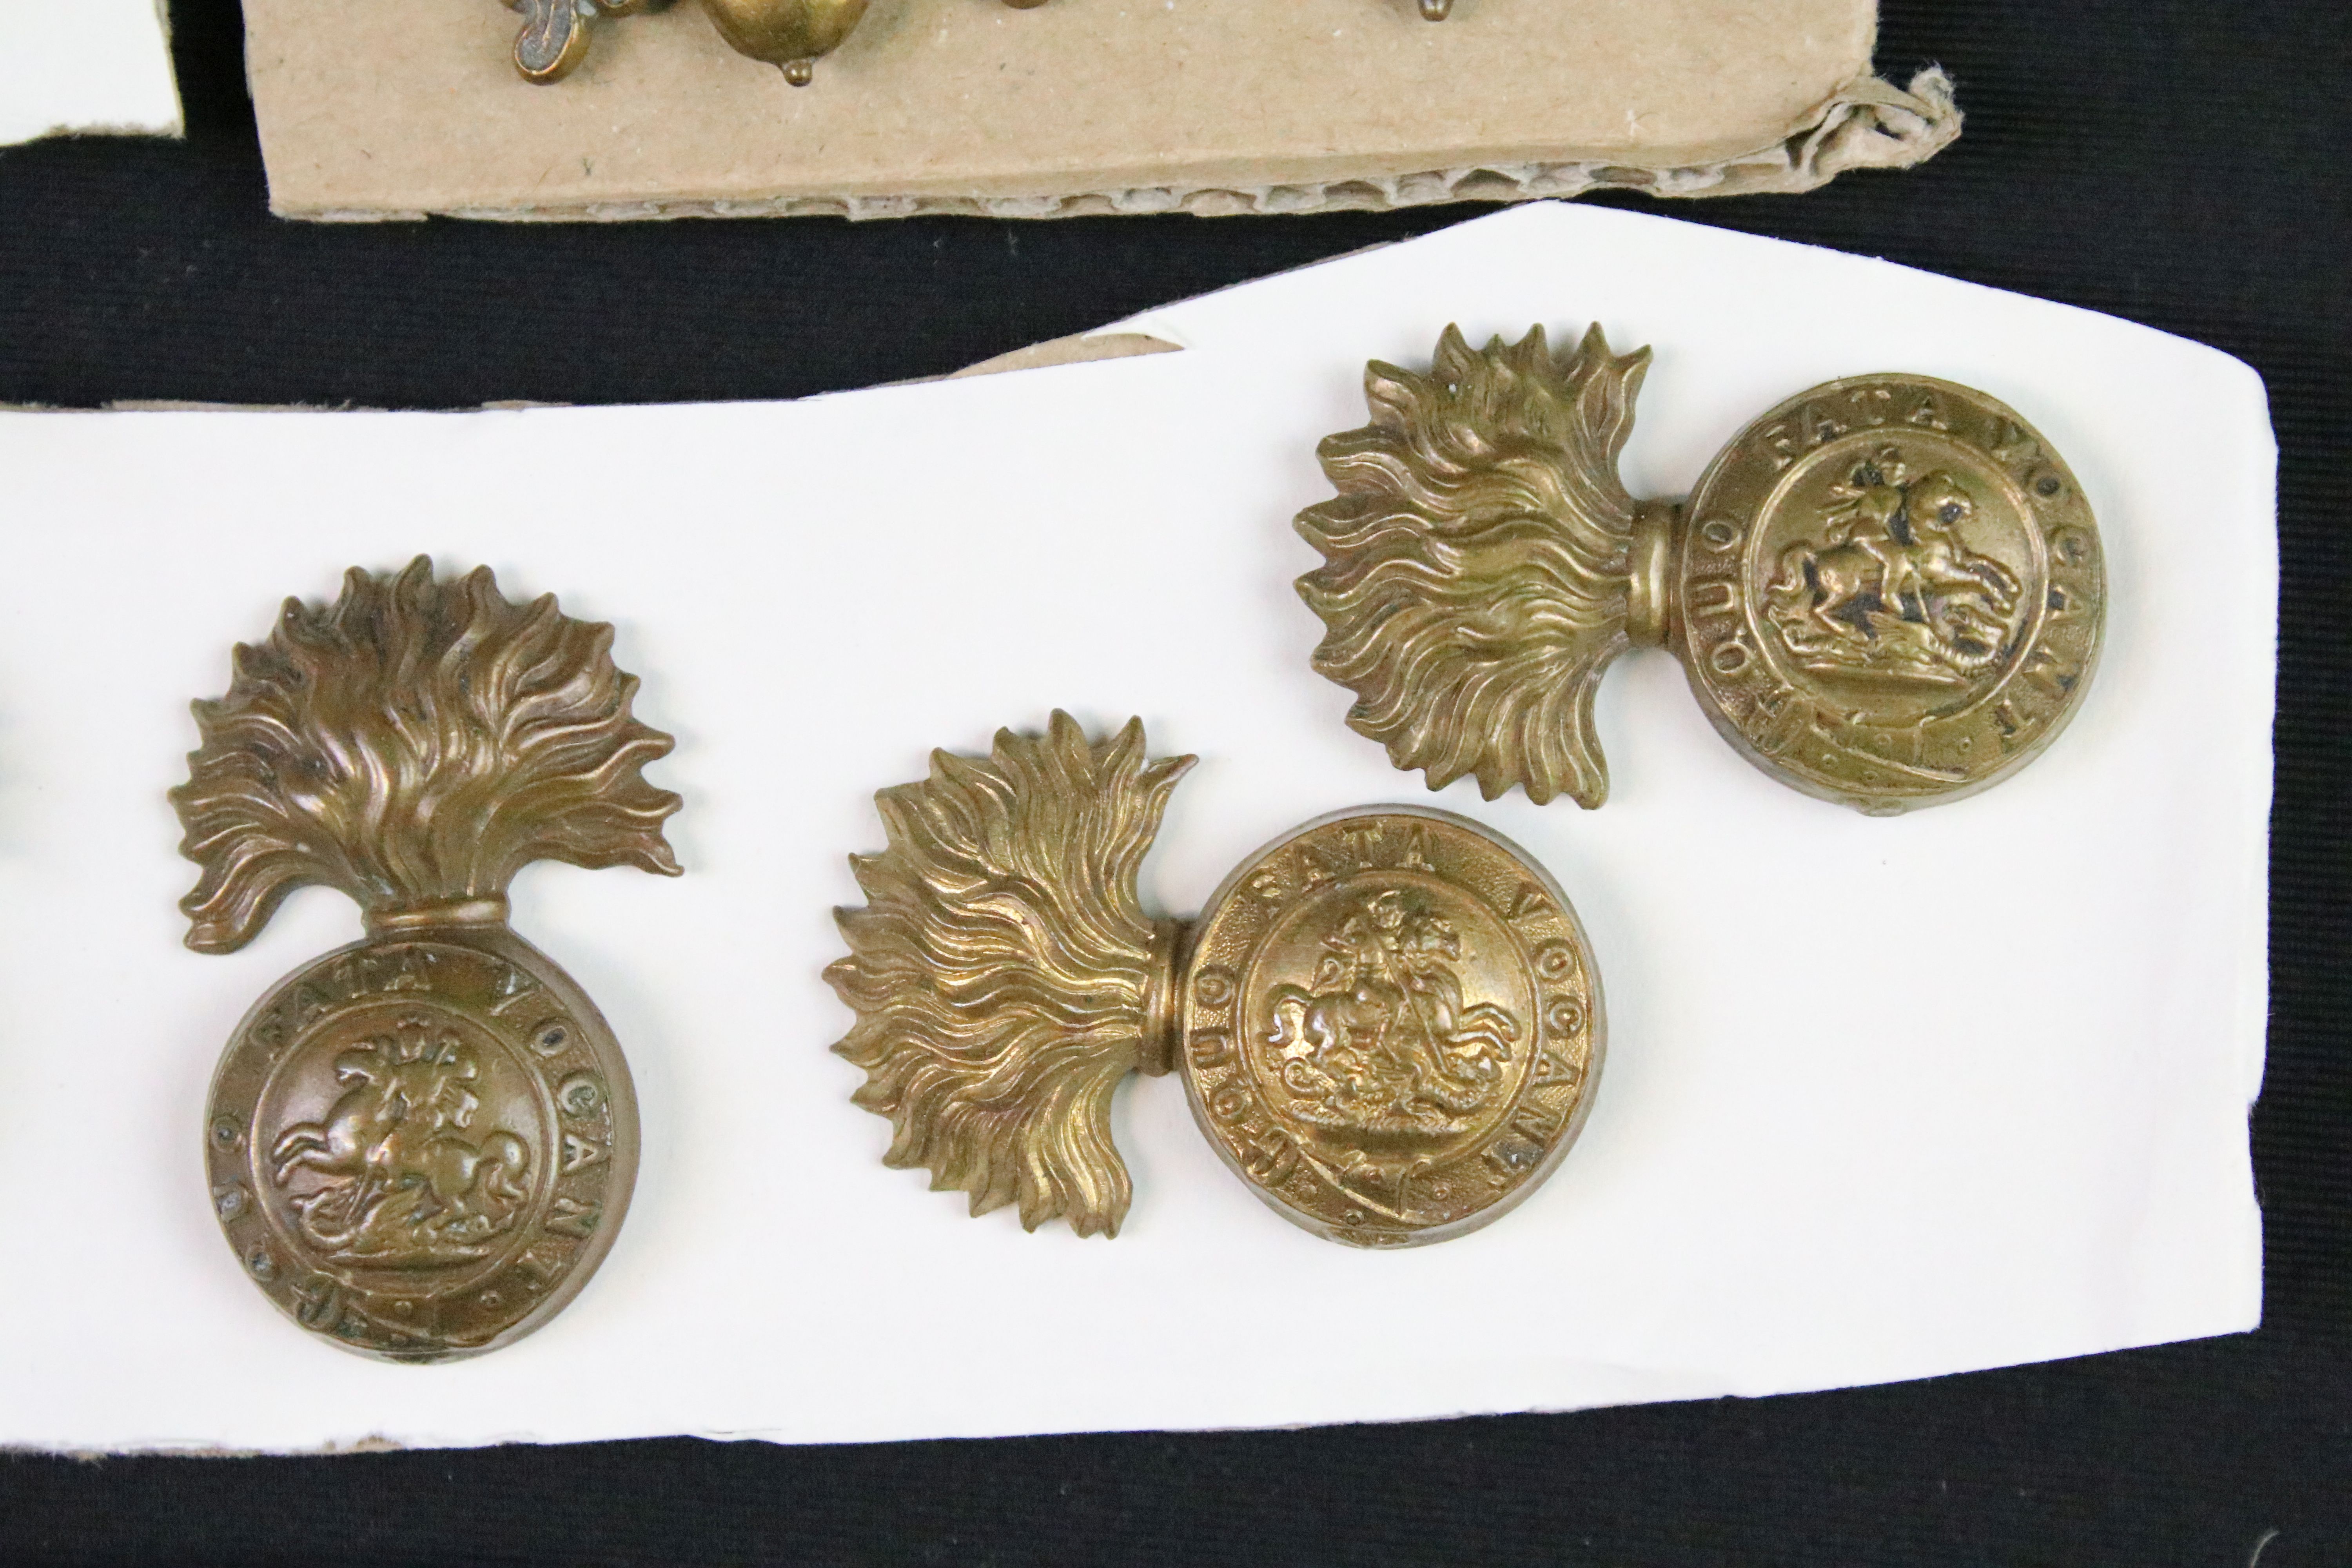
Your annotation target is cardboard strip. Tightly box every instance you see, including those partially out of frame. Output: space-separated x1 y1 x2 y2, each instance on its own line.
246 0 1955 221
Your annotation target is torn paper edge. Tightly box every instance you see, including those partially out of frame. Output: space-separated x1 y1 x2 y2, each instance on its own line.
0 0 184 147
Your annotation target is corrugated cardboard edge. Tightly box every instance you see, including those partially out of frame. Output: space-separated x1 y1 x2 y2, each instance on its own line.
303 67 1957 224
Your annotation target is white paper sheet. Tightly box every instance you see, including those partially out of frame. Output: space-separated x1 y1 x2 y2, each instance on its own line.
0 0 180 146
0 205 2271 1453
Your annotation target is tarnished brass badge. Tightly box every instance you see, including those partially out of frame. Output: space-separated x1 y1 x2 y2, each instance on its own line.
1298 326 2107 814
827 713 1604 1246
178 559 681 1361
508 0 1050 87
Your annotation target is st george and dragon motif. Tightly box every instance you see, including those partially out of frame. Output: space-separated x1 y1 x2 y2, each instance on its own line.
1298 325 2105 813
149 314 2109 1352
179 559 681 1361
826 713 1603 1246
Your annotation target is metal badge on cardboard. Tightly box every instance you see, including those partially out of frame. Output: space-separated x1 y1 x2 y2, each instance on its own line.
179 559 681 1361
503 0 1451 87
1296 325 2106 813
506 0 1049 87
826 712 1604 1247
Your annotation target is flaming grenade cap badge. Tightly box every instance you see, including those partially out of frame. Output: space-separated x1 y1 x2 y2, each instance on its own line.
1298 326 2107 814
827 713 1604 1246
178 559 681 1361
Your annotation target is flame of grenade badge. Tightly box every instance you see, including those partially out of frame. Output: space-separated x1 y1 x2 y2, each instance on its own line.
826 712 1604 1246
178 559 681 1361
1296 326 2106 814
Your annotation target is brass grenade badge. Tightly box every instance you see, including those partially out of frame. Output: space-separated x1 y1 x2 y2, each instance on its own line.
178 559 681 1361
827 712 1604 1246
1298 326 2107 814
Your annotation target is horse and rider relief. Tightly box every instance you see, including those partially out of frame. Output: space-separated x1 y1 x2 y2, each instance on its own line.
1259 887 1524 1139
267 1014 538 1269
1764 450 2028 688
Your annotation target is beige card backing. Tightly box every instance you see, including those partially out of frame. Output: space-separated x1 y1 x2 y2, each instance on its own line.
245 0 1957 221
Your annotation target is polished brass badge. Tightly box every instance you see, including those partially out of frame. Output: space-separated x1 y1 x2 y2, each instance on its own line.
178 559 681 1361
827 712 1604 1246
1298 327 2106 814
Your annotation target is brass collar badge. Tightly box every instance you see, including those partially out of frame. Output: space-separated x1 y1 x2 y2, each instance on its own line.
1298 327 2107 813
178 559 681 1361
508 0 1452 87
828 712 1603 1247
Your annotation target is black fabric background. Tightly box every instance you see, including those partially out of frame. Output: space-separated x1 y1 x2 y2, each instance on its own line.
1 2 2346 1562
